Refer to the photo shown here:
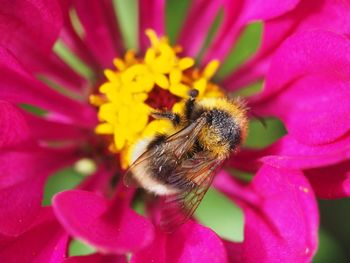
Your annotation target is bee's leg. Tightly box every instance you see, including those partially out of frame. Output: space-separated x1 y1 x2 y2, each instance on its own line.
151 111 182 126
185 89 199 120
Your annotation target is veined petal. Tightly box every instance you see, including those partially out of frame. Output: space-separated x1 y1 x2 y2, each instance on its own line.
223 240 243 263
27 52 88 92
258 75 350 145
178 0 224 57
100 0 125 54
0 47 97 128
222 54 268 91
203 0 299 63
254 30 350 100
260 135 350 170
215 166 318 262
25 112 89 141
0 0 88 92
252 31 350 145
0 0 63 70
139 0 166 52
52 186 154 253
239 0 300 22
77 166 115 194
60 16 101 70
0 208 68 263
0 147 78 236
72 0 123 68
131 221 228 263
224 0 350 90
305 161 350 199
232 134 350 199
63 253 127 263
0 101 31 148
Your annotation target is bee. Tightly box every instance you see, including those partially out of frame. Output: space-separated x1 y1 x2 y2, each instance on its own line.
124 89 248 230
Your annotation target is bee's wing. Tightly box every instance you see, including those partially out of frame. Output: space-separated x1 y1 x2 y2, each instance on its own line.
160 154 223 232
164 115 207 159
123 116 207 188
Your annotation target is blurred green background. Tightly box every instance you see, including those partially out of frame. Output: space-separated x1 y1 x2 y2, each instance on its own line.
44 0 350 261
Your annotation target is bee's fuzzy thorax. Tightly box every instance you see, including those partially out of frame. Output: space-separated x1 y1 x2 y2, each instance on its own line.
194 97 248 158
197 98 248 134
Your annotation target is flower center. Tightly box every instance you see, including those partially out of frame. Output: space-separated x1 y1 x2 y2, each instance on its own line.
90 29 224 169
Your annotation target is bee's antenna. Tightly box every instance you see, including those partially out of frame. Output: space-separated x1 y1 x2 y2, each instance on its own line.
185 89 199 120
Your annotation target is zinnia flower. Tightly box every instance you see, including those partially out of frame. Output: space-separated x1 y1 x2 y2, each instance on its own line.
1 0 349 262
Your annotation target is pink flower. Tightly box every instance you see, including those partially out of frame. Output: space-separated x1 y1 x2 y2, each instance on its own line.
0 208 69 263
1 0 349 262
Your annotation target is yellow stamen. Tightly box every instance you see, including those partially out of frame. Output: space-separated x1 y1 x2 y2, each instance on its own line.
89 94 106 106
203 60 220 79
91 29 224 169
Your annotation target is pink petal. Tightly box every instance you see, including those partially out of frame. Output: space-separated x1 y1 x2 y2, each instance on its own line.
0 47 97 128
215 166 319 262
178 0 224 57
305 161 350 199
0 101 31 148
203 0 299 63
261 135 350 169
226 148 264 173
24 111 89 142
63 253 127 263
201 0 242 64
252 30 350 144
260 0 350 60
266 75 350 144
254 30 350 101
78 166 114 194
222 57 269 91
99 0 125 53
139 0 165 52
30 52 89 92
5 108 82 146
239 0 300 22
0 175 46 237
131 221 228 263
246 134 350 199
0 208 69 263
223 240 243 262
52 187 154 253
60 17 101 71
0 147 77 236
72 0 123 68
0 0 87 90
0 0 63 70
224 0 350 90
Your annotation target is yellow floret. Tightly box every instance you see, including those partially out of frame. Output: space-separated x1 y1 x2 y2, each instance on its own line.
91 29 225 168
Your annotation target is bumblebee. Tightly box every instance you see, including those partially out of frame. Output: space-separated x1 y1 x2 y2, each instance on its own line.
124 89 248 229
